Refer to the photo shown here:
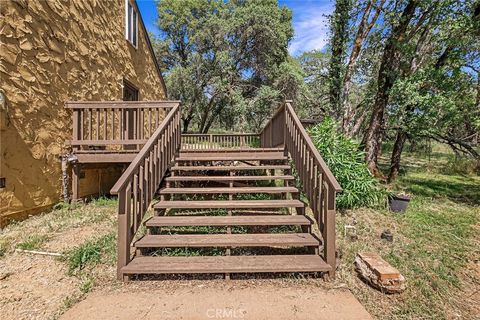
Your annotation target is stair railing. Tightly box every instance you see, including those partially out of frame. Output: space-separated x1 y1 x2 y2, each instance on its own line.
110 102 181 279
260 100 342 277
66 101 178 151
259 104 286 148
181 133 260 150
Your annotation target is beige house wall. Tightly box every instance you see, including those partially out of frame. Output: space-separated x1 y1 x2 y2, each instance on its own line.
0 0 166 226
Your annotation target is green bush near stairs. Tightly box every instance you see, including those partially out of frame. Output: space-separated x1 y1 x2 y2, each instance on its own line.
308 118 385 209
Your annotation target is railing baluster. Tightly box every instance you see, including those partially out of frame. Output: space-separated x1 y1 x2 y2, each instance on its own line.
96 109 100 140
103 109 107 140
88 108 92 140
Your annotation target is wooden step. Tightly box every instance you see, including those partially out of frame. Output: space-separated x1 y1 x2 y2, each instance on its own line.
122 255 331 274
159 186 298 195
176 152 287 161
171 165 290 171
154 199 304 209
179 148 284 153
135 233 319 248
164 175 294 182
145 215 311 227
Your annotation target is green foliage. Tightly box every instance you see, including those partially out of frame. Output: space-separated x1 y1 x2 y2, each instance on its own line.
90 196 118 207
328 0 352 115
153 0 297 133
308 118 384 209
16 235 48 250
440 157 480 176
64 233 116 274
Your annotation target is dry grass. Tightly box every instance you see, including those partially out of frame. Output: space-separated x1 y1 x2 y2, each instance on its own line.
332 147 480 319
0 197 118 320
0 197 117 257
1 146 478 319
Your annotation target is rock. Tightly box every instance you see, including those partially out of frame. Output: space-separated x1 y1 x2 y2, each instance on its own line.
381 229 393 242
355 252 406 294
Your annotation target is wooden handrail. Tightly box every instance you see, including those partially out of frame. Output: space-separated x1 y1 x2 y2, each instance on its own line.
260 101 341 277
285 103 341 192
110 103 181 279
65 100 180 109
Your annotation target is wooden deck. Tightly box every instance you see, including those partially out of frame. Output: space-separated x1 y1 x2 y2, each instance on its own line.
66 100 341 280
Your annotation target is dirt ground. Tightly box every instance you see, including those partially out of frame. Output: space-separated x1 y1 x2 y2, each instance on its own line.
0 203 372 320
0 253 80 320
0 203 117 320
0 224 107 320
61 284 372 320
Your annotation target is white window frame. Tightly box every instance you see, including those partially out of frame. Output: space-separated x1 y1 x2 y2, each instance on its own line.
125 0 138 48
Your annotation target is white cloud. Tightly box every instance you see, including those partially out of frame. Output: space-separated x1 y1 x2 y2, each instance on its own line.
287 1 333 56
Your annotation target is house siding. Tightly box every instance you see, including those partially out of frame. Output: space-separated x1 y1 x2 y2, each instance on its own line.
0 0 166 226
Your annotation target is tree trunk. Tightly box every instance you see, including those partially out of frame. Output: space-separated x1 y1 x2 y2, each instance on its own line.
351 106 368 137
388 130 407 182
364 0 418 176
328 0 352 119
182 115 194 133
342 0 384 134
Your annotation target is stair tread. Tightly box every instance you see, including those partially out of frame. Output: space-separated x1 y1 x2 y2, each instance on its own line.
146 215 311 227
171 165 290 171
122 255 331 274
179 148 284 153
159 186 298 194
176 152 287 161
135 233 319 248
164 175 294 182
154 199 304 209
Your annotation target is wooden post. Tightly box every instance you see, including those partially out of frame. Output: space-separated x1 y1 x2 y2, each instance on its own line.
324 185 336 278
72 163 80 202
117 185 131 280
72 109 81 149
71 108 81 202
124 109 135 150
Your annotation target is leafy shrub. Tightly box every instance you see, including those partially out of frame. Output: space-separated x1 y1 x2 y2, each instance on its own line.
440 157 479 176
307 118 384 209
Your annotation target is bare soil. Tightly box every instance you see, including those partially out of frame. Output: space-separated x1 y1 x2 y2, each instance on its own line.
0 202 117 320
0 252 80 320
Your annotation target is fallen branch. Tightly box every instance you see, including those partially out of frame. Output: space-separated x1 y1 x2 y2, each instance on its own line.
15 248 64 257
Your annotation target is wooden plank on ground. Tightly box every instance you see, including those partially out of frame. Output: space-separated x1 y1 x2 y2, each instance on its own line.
357 252 401 281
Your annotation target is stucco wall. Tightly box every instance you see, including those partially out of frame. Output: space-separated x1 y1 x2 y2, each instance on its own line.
0 0 166 226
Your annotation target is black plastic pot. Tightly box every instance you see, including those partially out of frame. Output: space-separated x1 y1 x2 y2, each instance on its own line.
388 194 410 213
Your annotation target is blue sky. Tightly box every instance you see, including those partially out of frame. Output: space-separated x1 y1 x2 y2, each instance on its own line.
136 0 334 56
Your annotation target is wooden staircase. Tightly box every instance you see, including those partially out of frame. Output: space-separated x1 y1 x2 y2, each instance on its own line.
110 101 341 281
121 148 330 278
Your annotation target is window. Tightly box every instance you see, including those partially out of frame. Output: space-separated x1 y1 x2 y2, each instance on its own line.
125 0 138 47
